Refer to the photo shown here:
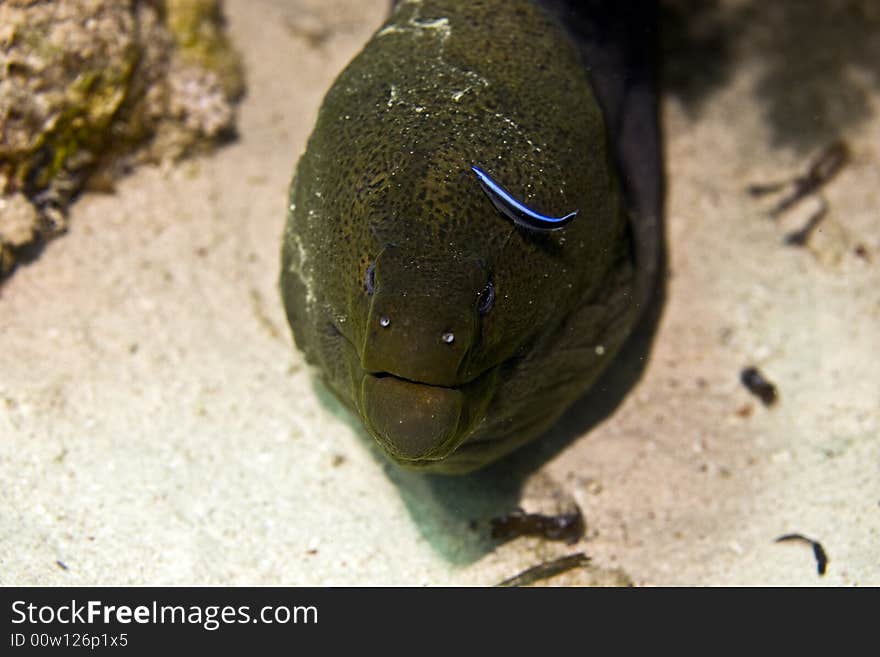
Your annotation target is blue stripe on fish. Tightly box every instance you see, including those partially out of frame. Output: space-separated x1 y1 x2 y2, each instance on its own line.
471 165 577 231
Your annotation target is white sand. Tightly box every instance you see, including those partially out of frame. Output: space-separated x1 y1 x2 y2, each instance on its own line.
1 0 877 585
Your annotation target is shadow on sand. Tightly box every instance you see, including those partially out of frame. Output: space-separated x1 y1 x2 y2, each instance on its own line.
662 0 880 153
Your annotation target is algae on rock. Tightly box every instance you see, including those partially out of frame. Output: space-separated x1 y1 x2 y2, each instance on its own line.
0 0 244 277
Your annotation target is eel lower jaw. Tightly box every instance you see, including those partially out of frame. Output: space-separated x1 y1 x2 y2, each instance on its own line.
359 368 495 465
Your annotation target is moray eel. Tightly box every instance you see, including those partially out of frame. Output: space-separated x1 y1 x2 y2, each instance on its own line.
280 0 662 474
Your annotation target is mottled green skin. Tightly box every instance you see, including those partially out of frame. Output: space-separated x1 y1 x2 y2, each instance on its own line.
281 0 639 473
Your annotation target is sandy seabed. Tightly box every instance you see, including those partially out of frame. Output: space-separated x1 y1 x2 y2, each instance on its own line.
1 0 878 585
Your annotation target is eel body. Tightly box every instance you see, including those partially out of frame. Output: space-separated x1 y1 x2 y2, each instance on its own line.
280 0 662 474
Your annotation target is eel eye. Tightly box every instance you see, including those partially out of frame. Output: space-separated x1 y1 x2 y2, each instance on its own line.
364 262 376 295
477 279 495 316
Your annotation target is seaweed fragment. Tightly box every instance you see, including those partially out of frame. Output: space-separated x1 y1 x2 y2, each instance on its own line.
496 552 591 587
783 197 827 246
740 366 778 406
775 533 829 576
748 140 849 217
490 505 585 544
747 140 849 247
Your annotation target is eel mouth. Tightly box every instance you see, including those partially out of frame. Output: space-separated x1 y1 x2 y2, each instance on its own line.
361 372 467 463
330 322 500 466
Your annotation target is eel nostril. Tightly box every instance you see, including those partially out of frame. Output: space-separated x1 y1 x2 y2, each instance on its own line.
441 331 455 344
364 263 376 295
